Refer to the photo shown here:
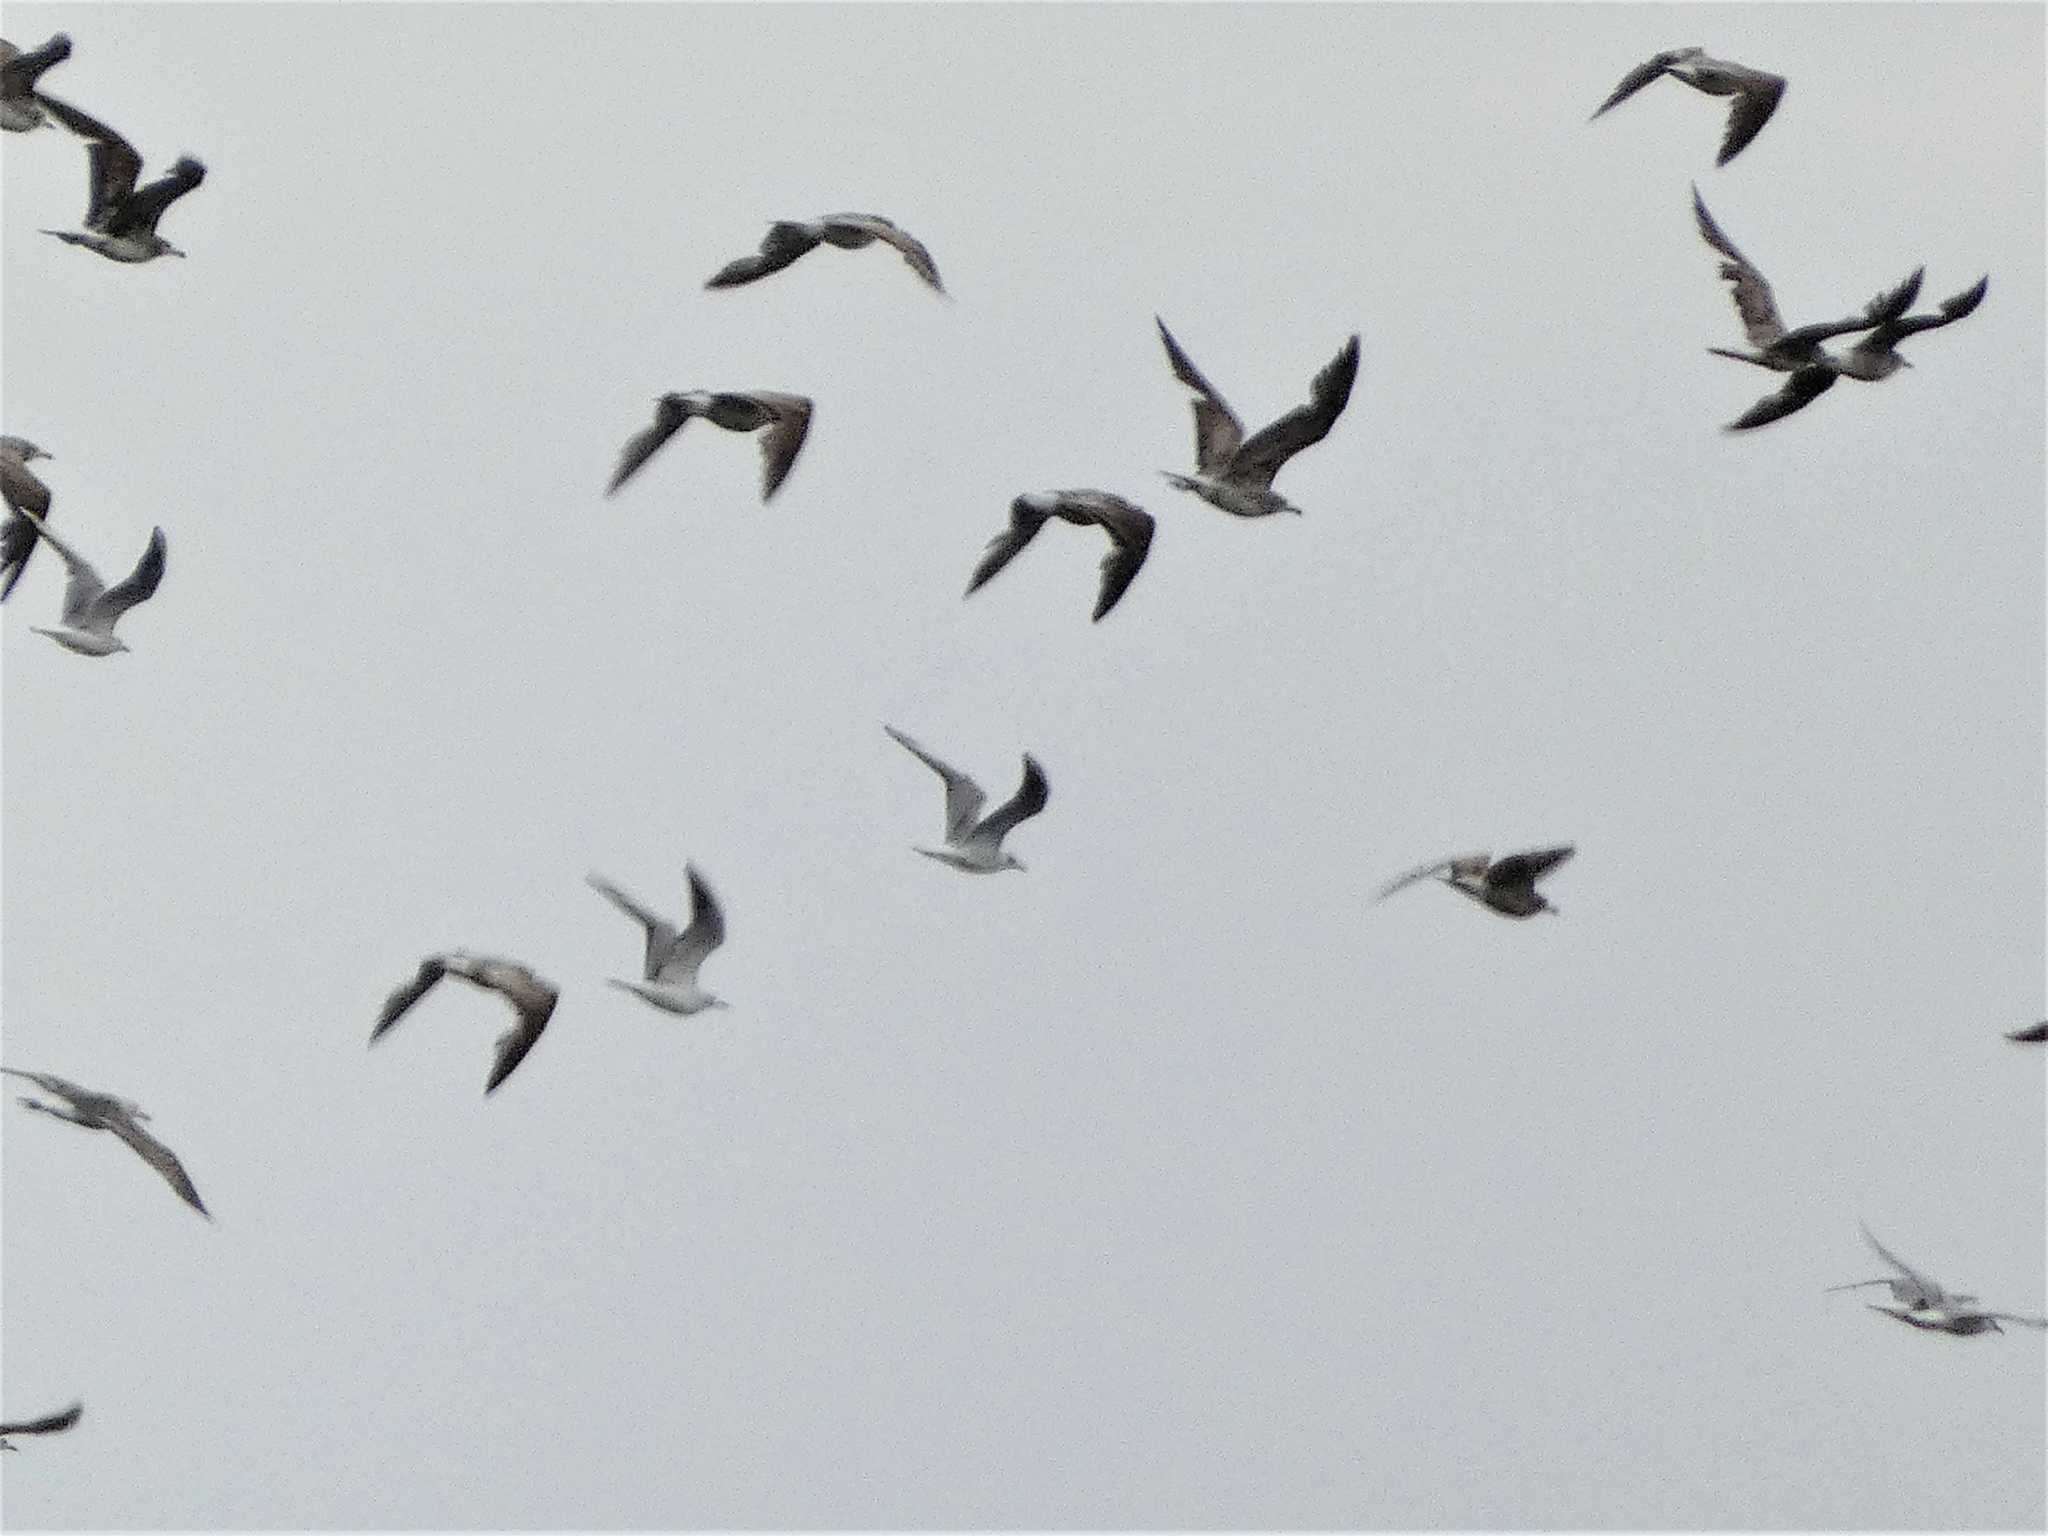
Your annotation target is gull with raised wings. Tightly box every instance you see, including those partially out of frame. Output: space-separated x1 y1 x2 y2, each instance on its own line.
966 490 1155 622
1691 187 1926 431
1592 47 1786 166
1829 1225 2046 1335
1376 846 1574 918
706 213 944 294
1156 319 1359 517
0 34 72 132
588 867 729 1015
0 436 55 601
10 509 165 655
38 95 203 262
371 953 558 1095
885 726 1048 874
2 1068 209 1217
607 391 813 503
1 1402 82 1450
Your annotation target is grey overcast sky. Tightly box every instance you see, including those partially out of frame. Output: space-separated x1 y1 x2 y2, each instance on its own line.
1 1 2042 1529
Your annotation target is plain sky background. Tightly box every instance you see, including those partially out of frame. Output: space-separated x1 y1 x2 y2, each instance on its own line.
0 2 2041 1529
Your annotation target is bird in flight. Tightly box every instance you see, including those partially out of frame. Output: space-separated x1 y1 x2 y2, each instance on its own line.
706 213 944 294
607 391 814 503
1 1401 83 1450
1156 319 1359 517
37 95 204 262
10 509 166 655
1592 47 1786 166
1691 187 1926 430
2005 1021 2047 1043
371 953 559 1095
588 867 729 1015
0 33 73 133
0 435 56 601
966 490 1155 622
2 1068 209 1217
885 725 1049 874
1376 847 1575 918
1829 1225 2047 1335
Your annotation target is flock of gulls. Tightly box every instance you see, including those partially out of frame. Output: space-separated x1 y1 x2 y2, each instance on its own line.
0 29 2040 1461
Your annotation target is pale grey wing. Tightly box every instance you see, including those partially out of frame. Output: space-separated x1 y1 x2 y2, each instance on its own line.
1692 185 1785 347
0 1402 82 1438
1229 333 1361 487
586 873 680 981
607 404 688 495
1155 317 1244 471
1590 51 1680 117
1779 268 1924 350
1860 1225 1944 1306
705 220 819 288
660 864 726 983
827 213 944 292
109 156 204 237
1488 846 1574 885
975 754 1049 843
1375 857 1457 902
751 393 812 501
966 497 1052 596
84 526 165 629
2005 1021 2048 1043
13 509 105 624
372 956 447 1042
37 95 141 224
1091 504 1154 622
105 1113 209 1218
1725 365 1837 431
885 725 985 841
1715 71 1785 165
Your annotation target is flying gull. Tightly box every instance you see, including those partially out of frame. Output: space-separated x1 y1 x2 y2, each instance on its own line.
0 435 55 601
10 509 165 655
1156 319 1360 517
1 1402 83 1450
1828 274 1990 383
1592 47 1786 166
706 213 944 294
38 95 204 262
965 490 1155 622
607 391 813 502
885 725 1048 873
1376 846 1575 918
2005 1021 2047 1043
371 953 558 1095
587 867 729 1015
0 33 72 132
1829 1225 2047 1335
1 1068 209 1217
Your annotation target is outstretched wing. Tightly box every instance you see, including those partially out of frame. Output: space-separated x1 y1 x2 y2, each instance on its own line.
1488 846 1574 886
2005 1021 2048 1043
1229 333 1361 487
37 95 141 227
975 754 1049 844
704 220 821 289
1715 71 1785 165
885 725 986 842
1590 50 1682 118
1089 499 1154 622
607 398 691 496
1874 274 1990 346
1859 1225 1945 1307
105 1113 209 1218
824 214 944 293
1375 857 1461 902
84 526 165 630
1692 185 1785 349
586 873 680 982
0 1402 83 1438
1779 267 1925 351
660 864 726 984
1156 317 1245 473
749 393 812 501
372 956 448 1042
965 496 1052 598
1724 364 1837 431
13 509 106 627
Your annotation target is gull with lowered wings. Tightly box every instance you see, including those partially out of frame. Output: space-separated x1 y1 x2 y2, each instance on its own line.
587 867 729 1015
371 953 558 1095
1592 47 1786 166
966 490 1155 623
1155 319 1359 518
607 391 813 503
1829 1225 2047 1335
706 212 944 294
38 95 204 262
885 725 1048 874
11 509 165 655
1377 847 1574 919
2 1068 209 1217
